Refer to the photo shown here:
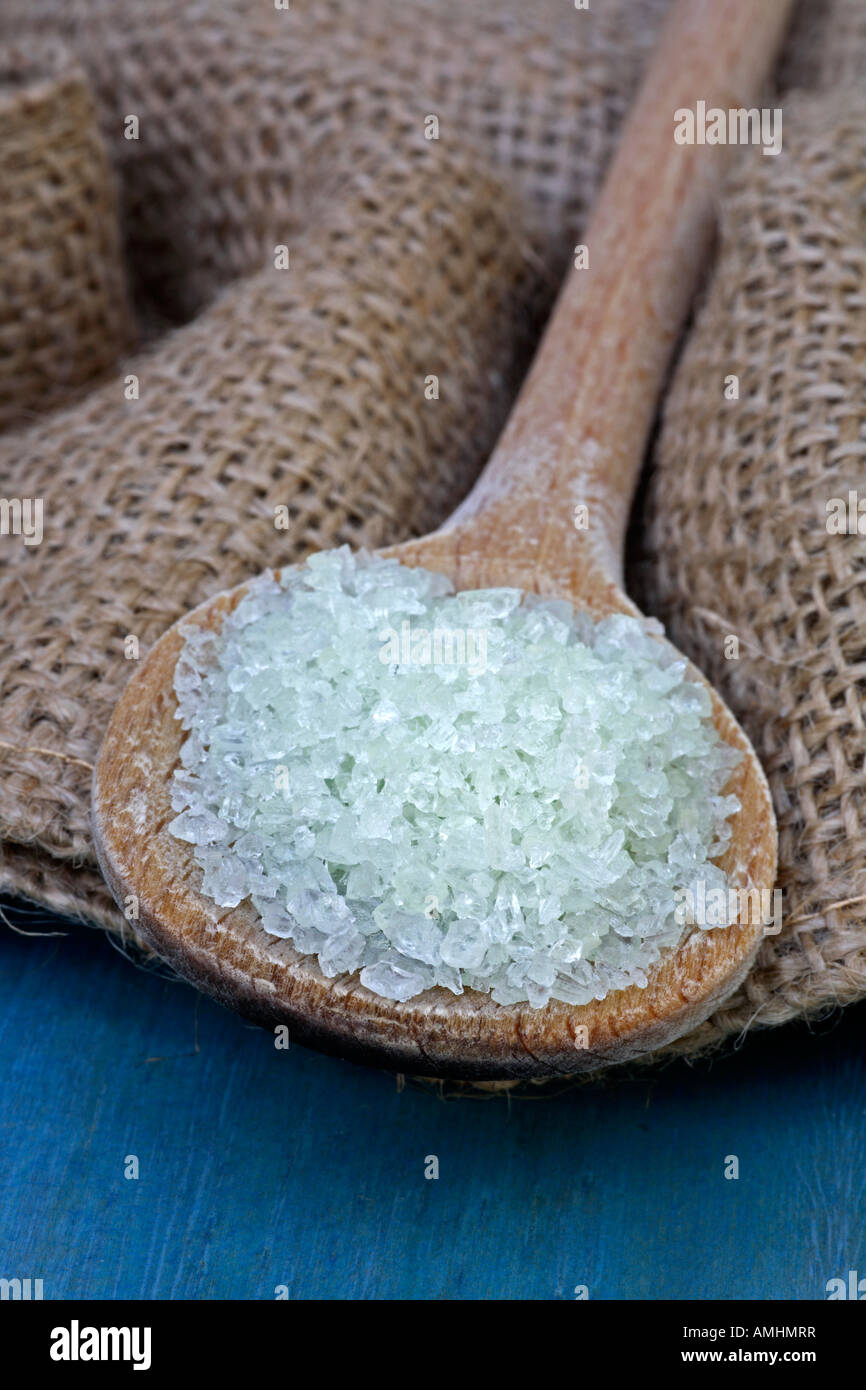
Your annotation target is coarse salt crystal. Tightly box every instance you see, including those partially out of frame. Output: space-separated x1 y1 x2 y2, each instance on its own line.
169 548 740 1007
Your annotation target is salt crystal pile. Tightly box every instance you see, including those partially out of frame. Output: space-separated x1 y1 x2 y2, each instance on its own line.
169 548 740 1007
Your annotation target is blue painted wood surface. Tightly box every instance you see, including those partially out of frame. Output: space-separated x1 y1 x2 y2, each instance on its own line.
1 897 864 1300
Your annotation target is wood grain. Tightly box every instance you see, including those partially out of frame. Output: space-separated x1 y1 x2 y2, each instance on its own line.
93 0 790 1079
4 915 865 1300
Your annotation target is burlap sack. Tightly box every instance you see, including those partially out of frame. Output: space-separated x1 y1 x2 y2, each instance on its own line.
1 0 864 1061
0 40 133 435
0 0 668 931
638 86 866 1052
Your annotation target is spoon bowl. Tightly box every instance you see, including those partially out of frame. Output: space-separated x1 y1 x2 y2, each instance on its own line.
93 538 774 1078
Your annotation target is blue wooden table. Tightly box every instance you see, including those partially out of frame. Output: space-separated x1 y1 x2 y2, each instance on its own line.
1 896 863 1300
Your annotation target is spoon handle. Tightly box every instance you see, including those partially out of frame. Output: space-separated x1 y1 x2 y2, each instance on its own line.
446 0 792 594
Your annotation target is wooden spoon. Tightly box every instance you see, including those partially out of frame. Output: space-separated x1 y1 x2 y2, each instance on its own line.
93 0 790 1079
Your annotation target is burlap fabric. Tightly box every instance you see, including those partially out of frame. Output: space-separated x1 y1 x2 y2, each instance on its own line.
637 66 866 1048
0 0 863 1060
0 0 668 931
0 41 133 432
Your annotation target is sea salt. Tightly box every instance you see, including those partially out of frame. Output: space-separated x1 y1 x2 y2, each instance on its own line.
169 548 741 1007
